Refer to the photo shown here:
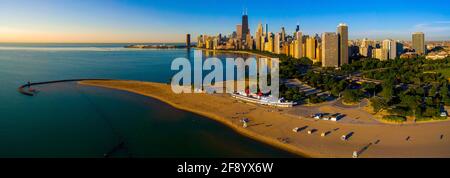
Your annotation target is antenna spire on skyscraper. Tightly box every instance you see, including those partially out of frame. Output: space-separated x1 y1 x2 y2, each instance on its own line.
242 7 248 15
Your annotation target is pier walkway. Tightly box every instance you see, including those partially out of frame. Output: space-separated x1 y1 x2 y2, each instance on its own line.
18 79 112 96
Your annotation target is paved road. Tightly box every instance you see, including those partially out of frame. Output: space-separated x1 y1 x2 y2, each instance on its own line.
286 98 380 125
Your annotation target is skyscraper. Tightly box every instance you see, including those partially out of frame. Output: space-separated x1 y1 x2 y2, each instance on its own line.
267 33 274 53
306 36 316 60
281 42 289 55
236 24 242 40
359 38 374 57
246 33 253 50
373 48 389 60
382 39 397 59
382 40 391 57
322 32 339 68
255 23 264 51
316 44 322 62
255 33 261 51
337 23 348 65
294 31 303 59
260 34 266 51
242 10 249 41
412 32 426 55
396 41 404 57
257 23 264 35
296 23 300 32
265 24 269 37
274 33 281 54
197 35 204 48
186 34 191 49
289 42 295 57
281 27 286 42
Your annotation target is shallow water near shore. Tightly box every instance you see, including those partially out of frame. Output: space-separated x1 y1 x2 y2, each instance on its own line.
0 43 295 157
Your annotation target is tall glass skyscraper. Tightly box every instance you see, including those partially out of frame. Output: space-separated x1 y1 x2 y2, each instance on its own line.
242 10 249 41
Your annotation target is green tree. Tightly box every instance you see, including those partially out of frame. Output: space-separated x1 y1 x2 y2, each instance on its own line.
282 87 305 102
440 83 449 100
381 79 395 102
400 95 421 117
342 89 363 103
370 97 388 113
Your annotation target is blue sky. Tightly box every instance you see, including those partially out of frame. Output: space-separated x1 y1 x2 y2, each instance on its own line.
0 0 449 42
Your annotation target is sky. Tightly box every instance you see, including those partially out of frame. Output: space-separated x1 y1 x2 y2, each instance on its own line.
0 0 450 43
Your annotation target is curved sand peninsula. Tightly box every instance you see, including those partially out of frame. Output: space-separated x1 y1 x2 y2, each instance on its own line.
80 80 450 158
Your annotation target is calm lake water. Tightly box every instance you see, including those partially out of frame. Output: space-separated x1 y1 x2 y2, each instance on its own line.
0 43 295 158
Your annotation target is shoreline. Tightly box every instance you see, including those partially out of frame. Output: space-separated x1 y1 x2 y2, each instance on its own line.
79 80 313 158
79 80 450 158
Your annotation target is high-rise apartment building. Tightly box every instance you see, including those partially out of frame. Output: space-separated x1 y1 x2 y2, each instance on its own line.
396 42 404 57
267 33 274 53
281 42 289 55
382 39 398 59
412 32 426 55
274 33 281 54
316 44 322 62
359 46 372 57
236 24 242 40
322 32 339 68
337 23 348 65
294 31 303 59
373 48 389 60
246 33 253 50
289 42 295 57
306 37 317 60
255 32 261 51
260 34 266 51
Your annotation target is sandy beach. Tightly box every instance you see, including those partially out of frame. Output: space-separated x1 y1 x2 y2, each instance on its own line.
80 80 450 158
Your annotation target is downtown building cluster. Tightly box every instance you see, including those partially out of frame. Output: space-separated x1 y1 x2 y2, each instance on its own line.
349 32 426 61
196 11 427 68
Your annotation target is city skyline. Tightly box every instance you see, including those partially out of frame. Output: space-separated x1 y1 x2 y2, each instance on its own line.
1 0 450 43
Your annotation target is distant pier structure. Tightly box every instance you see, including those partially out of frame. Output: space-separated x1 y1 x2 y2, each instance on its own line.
186 34 191 49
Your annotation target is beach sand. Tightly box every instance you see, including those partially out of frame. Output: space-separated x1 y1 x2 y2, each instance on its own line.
79 80 450 158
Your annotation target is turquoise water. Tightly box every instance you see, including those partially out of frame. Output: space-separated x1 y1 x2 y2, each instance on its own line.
0 43 294 158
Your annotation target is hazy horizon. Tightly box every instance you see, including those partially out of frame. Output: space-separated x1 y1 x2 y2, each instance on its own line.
1 0 450 43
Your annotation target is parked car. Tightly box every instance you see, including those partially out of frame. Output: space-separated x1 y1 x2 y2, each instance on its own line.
308 129 318 135
321 131 331 137
341 132 354 141
312 113 322 120
330 114 340 121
